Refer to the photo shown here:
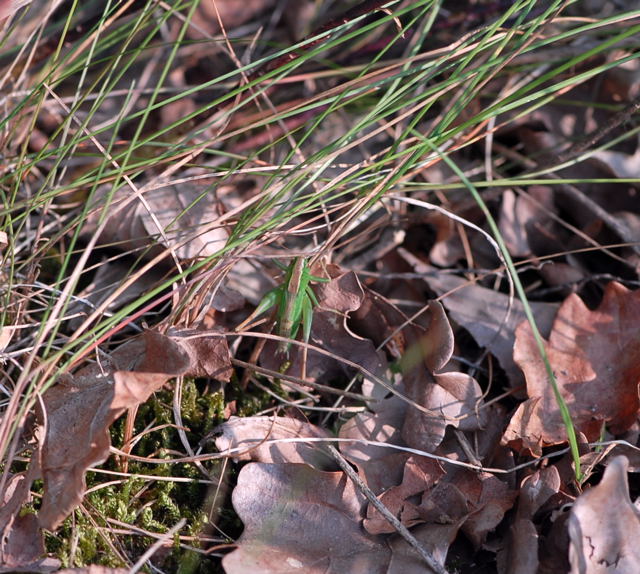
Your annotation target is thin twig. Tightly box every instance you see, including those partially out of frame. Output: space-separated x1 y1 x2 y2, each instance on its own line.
327 445 450 574
558 94 640 164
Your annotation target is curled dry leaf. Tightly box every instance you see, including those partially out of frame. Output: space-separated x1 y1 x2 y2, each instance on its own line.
38 329 231 530
364 457 446 535
503 282 640 456
455 470 517 549
401 301 488 452
223 462 390 574
387 467 516 550
569 456 640 574
214 415 335 469
350 285 410 361
366 460 515 552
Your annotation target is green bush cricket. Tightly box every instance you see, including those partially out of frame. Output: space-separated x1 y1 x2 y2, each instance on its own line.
237 257 329 361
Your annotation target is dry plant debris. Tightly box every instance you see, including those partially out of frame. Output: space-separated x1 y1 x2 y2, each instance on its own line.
2 0 640 572
568 456 640 574
504 282 640 457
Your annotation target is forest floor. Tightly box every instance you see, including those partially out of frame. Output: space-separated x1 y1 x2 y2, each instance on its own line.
2 1 640 573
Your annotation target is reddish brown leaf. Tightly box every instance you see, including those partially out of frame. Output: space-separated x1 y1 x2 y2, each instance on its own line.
412 480 469 526
568 456 640 573
223 462 390 574
405 372 488 452
0 514 54 573
0 467 57 572
0 472 34 537
457 471 517 549
503 282 640 456
38 329 231 530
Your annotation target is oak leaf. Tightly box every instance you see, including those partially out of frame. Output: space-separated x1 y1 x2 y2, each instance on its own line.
223 462 390 574
503 282 640 456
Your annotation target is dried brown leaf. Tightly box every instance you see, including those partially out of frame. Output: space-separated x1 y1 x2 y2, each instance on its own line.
189 0 276 39
55 568 129 574
401 303 487 452
569 456 640 574
350 286 409 360
503 282 640 456
498 518 539 574
0 0 31 21
214 416 335 469
386 523 462 574
348 298 490 468
0 514 49 573
67 260 163 331
519 466 562 518
497 466 562 574
38 329 231 530
339 396 408 493
498 187 558 257
83 179 228 261
404 372 488 453
398 248 558 388
364 457 445 535
412 480 469 526
0 467 56 572
457 471 517 548
223 462 390 574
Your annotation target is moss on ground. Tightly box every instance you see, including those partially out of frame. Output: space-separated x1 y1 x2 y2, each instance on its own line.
42 379 241 571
